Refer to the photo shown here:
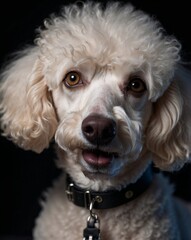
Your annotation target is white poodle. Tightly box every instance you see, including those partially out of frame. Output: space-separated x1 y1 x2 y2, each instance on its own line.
1 1 191 239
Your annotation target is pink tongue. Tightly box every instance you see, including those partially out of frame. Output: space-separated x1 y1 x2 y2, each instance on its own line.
82 150 112 167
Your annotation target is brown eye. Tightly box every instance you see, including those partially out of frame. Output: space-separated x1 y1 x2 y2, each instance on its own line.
64 71 81 88
127 78 146 93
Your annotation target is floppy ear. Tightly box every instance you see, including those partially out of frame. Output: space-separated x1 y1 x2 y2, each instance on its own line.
0 47 58 153
146 66 191 170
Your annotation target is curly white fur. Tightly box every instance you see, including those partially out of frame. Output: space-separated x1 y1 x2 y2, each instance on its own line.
0 1 191 239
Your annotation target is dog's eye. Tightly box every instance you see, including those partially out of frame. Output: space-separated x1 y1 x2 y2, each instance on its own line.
127 78 146 94
64 71 81 88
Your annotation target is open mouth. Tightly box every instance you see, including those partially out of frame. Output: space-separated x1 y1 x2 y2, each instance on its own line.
82 149 118 168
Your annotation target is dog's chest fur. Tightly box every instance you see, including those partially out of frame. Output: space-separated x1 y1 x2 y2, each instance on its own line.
33 174 191 240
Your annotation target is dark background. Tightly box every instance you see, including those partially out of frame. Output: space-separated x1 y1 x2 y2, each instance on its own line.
0 0 191 239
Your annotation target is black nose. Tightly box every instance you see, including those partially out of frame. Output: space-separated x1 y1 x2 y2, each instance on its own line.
82 114 116 145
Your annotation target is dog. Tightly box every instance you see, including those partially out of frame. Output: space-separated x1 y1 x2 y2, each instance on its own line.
1 1 191 239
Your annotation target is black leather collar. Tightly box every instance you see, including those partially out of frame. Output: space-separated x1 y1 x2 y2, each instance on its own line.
66 166 153 209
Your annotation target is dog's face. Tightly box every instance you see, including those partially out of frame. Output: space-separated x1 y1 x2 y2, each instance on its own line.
52 55 152 179
1 2 191 187
36 3 180 183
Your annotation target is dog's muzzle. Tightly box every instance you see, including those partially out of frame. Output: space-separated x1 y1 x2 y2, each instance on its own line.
81 114 117 167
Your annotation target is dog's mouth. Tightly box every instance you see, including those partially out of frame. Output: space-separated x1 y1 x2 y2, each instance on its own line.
82 149 118 168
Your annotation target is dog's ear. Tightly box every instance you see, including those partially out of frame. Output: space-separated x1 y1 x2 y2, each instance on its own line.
0 47 58 153
146 66 191 170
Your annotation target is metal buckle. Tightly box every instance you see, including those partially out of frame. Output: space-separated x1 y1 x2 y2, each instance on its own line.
66 183 74 202
84 190 92 209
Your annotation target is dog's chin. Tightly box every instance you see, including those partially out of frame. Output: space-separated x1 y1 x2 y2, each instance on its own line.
79 149 128 179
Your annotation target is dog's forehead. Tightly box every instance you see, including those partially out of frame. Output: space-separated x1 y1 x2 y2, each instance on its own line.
39 3 180 100
40 31 144 69
40 22 178 80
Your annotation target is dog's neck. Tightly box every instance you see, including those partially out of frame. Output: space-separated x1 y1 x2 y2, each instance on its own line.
65 165 153 210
